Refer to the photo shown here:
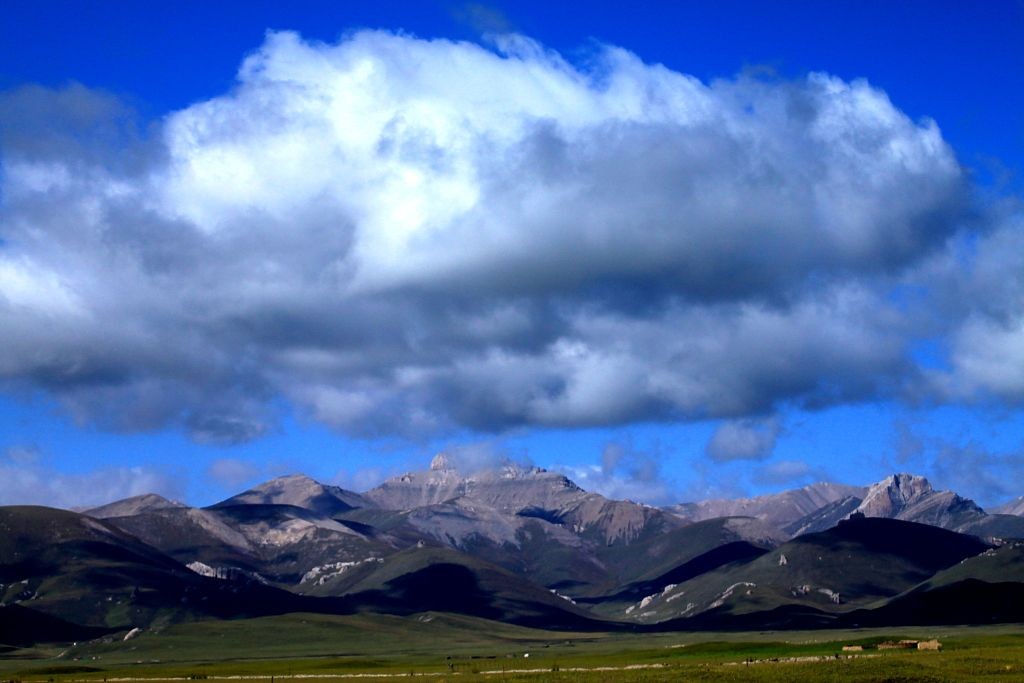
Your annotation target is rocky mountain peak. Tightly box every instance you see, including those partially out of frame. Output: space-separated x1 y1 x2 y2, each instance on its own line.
857 473 934 517
212 473 371 515
430 453 454 471
85 493 186 519
365 458 583 512
994 496 1024 517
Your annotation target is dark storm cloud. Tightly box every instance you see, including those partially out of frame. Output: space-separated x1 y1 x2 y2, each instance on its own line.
0 30 1014 443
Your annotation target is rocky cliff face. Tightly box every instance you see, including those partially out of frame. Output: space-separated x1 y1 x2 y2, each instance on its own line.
856 474 935 517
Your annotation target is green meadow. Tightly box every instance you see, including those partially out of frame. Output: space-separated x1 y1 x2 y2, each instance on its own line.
2 613 1023 682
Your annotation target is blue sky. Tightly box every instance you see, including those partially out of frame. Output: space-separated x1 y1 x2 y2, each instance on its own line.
1 1 1022 508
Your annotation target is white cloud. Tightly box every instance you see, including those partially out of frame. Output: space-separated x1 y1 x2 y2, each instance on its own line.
752 459 823 487
0 29 994 442
207 458 261 488
0 446 182 509
706 417 782 462
332 466 394 493
557 441 672 505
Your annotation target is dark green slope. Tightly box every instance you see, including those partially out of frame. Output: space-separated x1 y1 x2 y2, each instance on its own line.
580 540 769 614
0 506 331 635
959 513 1024 540
843 579 1024 627
917 541 1024 587
839 541 1024 627
0 603 113 646
621 515 992 625
303 545 611 630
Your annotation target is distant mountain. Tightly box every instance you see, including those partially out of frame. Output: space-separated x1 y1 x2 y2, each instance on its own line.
760 474 1020 538
993 496 1024 516
85 493 185 518
213 474 373 516
668 482 866 530
8 462 1020 644
855 473 986 528
88 459 692 594
357 455 694 594
367 455 658 542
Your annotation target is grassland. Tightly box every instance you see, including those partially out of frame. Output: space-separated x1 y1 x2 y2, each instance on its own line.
1 613 1022 682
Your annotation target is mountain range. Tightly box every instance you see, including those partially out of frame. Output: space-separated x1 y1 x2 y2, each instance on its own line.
3 456 1024 646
